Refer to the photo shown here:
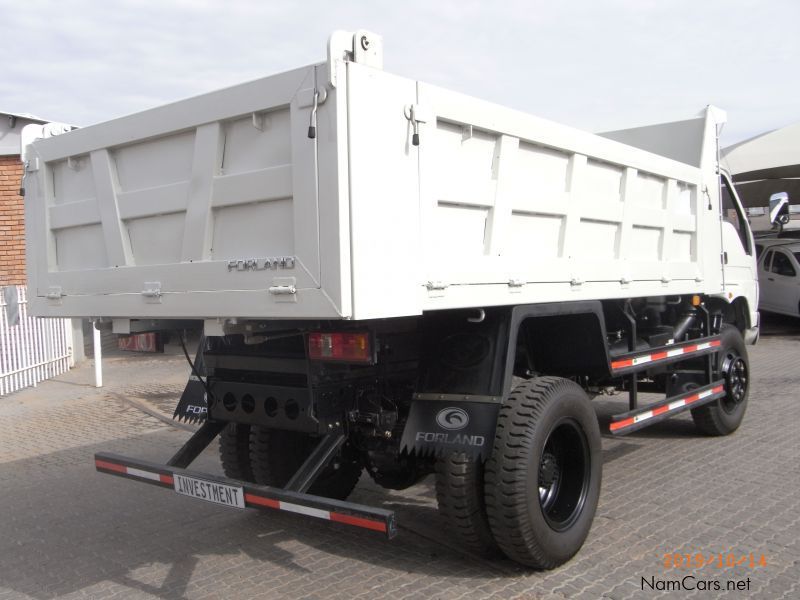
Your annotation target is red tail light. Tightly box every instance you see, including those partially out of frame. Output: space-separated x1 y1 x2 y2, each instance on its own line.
308 332 372 363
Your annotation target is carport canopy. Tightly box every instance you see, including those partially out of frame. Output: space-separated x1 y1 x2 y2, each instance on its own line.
723 121 800 208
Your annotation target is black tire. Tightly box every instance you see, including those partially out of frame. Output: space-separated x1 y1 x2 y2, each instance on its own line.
691 325 749 436
435 452 502 557
219 423 254 482
249 426 362 500
484 377 602 569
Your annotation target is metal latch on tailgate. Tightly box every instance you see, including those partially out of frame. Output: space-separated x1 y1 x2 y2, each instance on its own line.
141 282 162 303
426 281 448 299
404 104 433 147
298 84 328 140
269 285 296 295
269 277 297 303
46 286 64 301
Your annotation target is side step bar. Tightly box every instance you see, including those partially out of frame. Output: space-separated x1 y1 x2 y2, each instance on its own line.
95 452 397 538
609 380 725 435
610 335 721 376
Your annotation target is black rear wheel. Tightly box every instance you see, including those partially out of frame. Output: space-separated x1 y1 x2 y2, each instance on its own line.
249 426 362 500
537 418 591 532
435 452 501 557
484 377 601 569
218 423 254 482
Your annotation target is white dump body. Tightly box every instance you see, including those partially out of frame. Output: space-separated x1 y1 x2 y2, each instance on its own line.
23 33 751 323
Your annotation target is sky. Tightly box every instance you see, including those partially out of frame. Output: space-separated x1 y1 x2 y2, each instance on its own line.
2 0 798 147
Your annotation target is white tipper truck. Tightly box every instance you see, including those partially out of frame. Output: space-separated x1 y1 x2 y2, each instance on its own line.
21 31 758 568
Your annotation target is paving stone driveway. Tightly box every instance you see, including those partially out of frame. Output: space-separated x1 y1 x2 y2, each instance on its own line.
0 316 797 599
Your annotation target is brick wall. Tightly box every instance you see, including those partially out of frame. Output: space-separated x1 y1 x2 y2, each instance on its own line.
0 156 26 286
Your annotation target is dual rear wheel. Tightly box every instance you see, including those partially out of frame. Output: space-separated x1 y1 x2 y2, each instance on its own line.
436 377 602 568
219 425 362 500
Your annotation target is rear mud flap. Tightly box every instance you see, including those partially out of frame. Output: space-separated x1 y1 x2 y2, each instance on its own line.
173 377 208 423
173 338 208 424
399 400 499 460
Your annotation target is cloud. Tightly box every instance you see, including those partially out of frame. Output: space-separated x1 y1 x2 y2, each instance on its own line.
2 0 798 144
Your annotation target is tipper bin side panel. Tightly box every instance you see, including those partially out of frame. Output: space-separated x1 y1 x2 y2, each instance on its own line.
416 83 721 311
25 65 349 319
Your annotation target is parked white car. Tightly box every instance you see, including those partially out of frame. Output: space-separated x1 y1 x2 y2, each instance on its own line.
755 239 800 317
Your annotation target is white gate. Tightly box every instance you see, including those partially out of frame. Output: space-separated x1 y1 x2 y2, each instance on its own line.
0 286 72 396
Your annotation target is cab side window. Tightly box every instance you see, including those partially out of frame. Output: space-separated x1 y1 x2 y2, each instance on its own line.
771 251 796 277
721 178 752 255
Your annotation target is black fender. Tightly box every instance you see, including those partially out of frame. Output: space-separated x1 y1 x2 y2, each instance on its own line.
401 302 610 457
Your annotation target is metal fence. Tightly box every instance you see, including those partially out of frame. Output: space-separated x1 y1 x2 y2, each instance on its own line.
0 286 72 396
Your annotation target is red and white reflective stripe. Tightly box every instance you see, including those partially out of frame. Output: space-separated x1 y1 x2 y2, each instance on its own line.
243 493 387 533
95 459 174 485
96 457 388 535
611 340 721 371
610 385 724 432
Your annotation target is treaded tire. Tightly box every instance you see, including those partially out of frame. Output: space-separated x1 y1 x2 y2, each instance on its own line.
435 452 502 557
219 423 254 482
249 426 362 500
484 376 602 569
691 325 749 436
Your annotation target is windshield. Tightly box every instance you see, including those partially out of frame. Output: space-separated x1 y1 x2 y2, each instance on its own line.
794 252 800 265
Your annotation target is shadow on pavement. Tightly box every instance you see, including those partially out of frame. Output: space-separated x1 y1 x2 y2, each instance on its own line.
759 311 800 337
0 432 530 600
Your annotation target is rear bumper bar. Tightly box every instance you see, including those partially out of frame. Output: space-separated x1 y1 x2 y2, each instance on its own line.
95 452 397 538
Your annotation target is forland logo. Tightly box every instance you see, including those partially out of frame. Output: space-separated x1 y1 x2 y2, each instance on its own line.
436 407 469 430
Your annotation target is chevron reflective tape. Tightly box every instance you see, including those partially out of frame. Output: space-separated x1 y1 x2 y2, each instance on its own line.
611 339 721 371
610 384 725 432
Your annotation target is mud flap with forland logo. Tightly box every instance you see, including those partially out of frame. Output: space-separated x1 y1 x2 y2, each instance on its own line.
173 376 208 423
173 338 209 424
399 400 499 460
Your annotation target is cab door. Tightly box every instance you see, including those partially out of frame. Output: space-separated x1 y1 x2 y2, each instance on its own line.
720 175 757 302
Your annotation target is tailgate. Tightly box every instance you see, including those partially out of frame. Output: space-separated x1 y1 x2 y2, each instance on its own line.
24 64 350 320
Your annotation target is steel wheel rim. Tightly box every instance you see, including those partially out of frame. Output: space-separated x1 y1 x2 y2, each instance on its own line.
537 417 591 531
721 351 748 413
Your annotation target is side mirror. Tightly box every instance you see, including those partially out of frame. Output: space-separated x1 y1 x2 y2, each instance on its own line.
769 192 790 227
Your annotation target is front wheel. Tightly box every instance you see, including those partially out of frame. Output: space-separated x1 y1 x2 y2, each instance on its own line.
484 377 602 569
691 325 749 436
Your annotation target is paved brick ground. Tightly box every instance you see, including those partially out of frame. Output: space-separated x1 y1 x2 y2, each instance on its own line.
0 317 798 599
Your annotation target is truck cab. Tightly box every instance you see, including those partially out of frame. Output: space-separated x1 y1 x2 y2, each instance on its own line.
720 168 759 342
